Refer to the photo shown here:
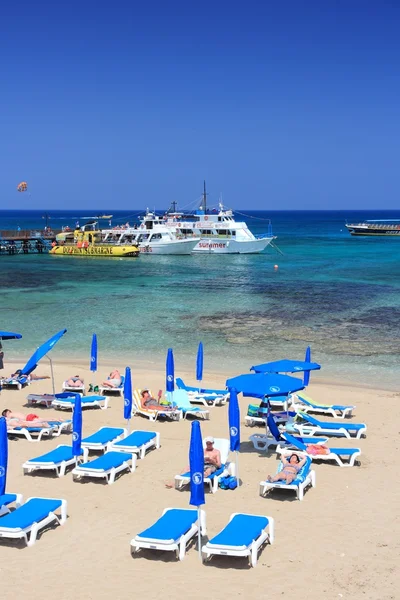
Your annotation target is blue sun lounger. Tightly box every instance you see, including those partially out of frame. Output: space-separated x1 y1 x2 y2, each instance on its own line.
71 451 136 484
202 513 274 568
0 493 23 517
22 444 87 477
168 390 210 420
278 433 361 467
108 430 160 459
52 394 109 410
293 393 355 418
249 414 328 452
131 508 206 561
259 452 315 501
175 378 228 406
81 427 127 452
174 438 231 493
294 412 367 439
8 424 57 442
0 497 67 546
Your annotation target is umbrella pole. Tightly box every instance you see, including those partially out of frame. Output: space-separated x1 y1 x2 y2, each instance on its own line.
126 418 130 433
236 451 239 487
46 355 55 395
197 506 202 560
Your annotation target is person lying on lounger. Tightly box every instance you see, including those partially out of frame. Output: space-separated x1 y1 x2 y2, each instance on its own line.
65 375 84 387
1 408 59 429
101 369 122 388
9 369 50 381
140 389 174 411
266 453 307 485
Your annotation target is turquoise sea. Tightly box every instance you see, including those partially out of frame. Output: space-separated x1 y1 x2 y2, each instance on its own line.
1 209 400 390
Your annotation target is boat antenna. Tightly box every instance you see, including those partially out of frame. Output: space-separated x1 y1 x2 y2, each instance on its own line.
203 180 207 214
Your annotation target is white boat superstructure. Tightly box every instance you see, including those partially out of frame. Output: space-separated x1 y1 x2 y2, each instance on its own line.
101 211 200 255
162 187 274 254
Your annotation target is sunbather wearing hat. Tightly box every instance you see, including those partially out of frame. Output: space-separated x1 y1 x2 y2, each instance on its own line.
141 389 174 411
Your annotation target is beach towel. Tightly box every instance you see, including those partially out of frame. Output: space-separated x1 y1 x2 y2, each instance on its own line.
306 444 330 456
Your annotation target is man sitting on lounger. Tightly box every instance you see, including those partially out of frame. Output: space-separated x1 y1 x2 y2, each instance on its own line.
101 369 122 388
65 375 84 388
165 435 221 488
140 389 175 411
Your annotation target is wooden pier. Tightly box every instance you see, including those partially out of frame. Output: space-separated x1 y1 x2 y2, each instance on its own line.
0 230 59 255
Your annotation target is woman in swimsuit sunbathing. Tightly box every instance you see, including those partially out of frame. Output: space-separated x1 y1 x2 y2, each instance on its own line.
266 453 307 485
66 375 84 387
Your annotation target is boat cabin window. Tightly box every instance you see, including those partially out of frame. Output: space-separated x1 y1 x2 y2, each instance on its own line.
181 228 193 235
149 233 162 241
137 234 150 242
230 230 236 236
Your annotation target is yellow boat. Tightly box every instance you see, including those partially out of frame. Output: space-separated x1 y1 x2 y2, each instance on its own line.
50 230 139 257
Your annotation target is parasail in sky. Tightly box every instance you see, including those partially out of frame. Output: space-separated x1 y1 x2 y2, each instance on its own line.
17 181 28 192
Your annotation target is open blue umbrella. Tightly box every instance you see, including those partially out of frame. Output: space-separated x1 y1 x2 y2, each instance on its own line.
189 420 205 558
0 331 22 340
72 394 82 457
21 329 67 394
0 417 8 496
166 348 174 402
90 334 98 386
196 342 204 385
123 366 133 430
226 373 305 399
228 388 240 488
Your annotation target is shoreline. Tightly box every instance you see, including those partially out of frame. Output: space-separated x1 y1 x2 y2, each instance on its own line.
3 355 398 394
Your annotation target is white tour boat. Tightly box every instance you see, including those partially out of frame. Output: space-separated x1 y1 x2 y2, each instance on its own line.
162 183 275 254
101 211 200 255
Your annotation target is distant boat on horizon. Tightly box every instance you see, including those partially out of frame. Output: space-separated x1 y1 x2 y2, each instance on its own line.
82 214 113 220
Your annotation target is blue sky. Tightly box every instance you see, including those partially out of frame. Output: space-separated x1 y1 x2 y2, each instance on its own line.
1 1 399 210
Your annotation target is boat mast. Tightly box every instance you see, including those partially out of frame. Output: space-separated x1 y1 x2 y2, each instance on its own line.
203 180 207 214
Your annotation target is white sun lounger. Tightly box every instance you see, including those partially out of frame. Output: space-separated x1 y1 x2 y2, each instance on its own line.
0 497 67 547
131 508 206 561
174 438 231 494
0 493 23 517
99 375 125 397
167 390 210 420
249 413 328 452
1 374 30 390
292 393 355 418
175 378 228 406
259 451 316 501
27 393 73 408
202 513 274 568
108 430 160 459
277 433 361 467
71 451 136 484
52 394 109 410
132 389 180 422
62 381 86 395
82 427 127 452
23 445 88 477
8 420 72 442
293 412 367 439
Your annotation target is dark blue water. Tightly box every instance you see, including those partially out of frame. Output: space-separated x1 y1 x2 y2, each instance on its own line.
1 209 400 389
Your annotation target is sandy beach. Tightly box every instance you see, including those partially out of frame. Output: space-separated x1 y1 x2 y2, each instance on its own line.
0 360 399 600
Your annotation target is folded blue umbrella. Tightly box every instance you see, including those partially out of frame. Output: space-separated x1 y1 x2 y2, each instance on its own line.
72 395 82 457
196 342 203 383
124 367 133 426
90 334 97 373
166 348 174 393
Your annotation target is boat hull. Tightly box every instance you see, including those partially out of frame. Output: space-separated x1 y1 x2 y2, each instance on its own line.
191 237 273 254
138 238 200 255
50 245 139 257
